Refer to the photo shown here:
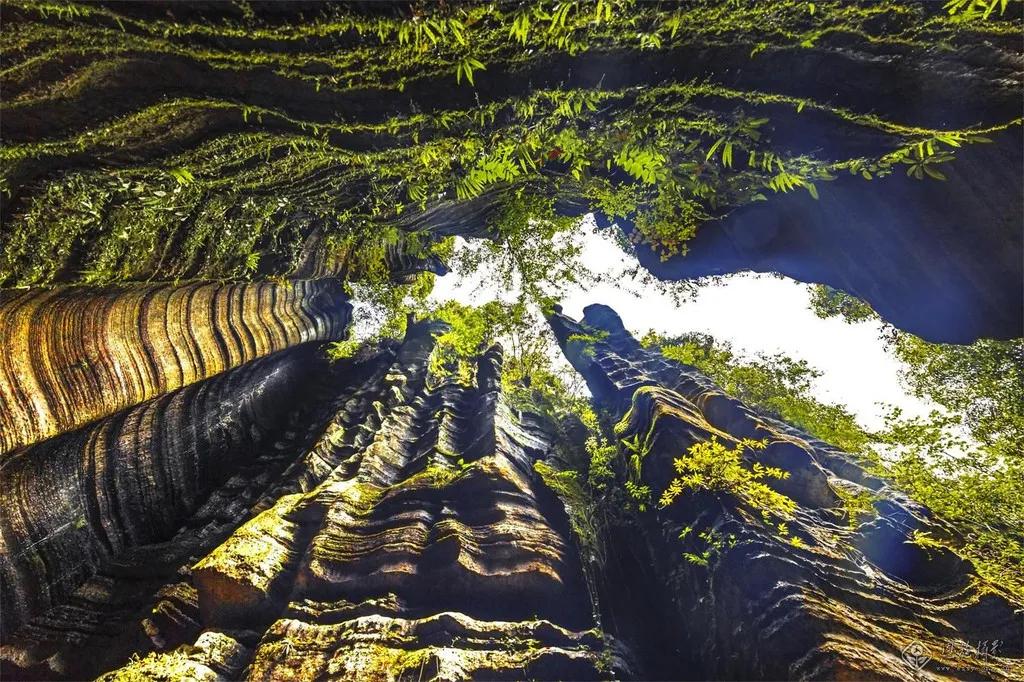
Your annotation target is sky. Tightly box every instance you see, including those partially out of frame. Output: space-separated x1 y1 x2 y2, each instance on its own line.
429 224 936 433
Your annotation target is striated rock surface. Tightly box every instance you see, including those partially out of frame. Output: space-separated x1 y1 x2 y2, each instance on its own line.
550 304 1024 681
3 296 1021 680
2 322 625 681
0 337 387 679
0 343 333 639
0 279 349 456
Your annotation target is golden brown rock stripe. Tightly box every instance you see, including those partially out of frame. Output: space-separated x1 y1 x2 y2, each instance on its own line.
0 343 329 638
0 279 348 457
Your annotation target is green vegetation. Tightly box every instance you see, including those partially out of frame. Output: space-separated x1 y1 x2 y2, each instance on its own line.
325 340 361 362
2 0 1020 609
642 330 872 453
655 436 804 562
101 649 210 682
831 482 878 530
658 437 792 519
808 285 1024 599
945 0 1011 19
639 301 1022 598
423 298 557 391
3 1 1019 288
399 457 474 490
534 459 603 565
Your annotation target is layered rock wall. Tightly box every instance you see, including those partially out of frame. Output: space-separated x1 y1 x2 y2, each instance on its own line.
1 321 624 681
0 344 327 638
0 279 349 456
551 304 1024 680
2 1 1020 342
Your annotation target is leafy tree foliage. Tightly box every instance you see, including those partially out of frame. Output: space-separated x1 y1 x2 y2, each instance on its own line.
5 0 1019 602
3 1 1017 287
808 285 1023 463
641 330 872 453
809 285 1024 599
808 284 878 324
659 436 794 526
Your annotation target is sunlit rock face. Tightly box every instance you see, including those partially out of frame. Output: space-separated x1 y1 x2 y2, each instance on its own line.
1 321 625 681
550 304 1024 681
0 278 350 642
0 279 349 456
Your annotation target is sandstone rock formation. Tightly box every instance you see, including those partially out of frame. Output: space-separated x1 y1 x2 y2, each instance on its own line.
0 277 350 640
550 304 1024 680
0 279 349 455
1 320 625 681
1 3 1022 680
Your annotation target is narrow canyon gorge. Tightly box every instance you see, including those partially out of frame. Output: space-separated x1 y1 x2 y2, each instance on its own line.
1 1 1021 680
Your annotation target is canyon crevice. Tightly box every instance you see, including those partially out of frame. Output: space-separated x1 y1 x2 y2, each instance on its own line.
1 2 1022 680
2 291 1021 679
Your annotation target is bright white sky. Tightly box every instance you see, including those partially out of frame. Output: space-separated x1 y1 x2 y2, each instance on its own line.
429 223 936 432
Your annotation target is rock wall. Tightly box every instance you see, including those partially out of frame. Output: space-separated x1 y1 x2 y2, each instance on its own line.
1 321 625 681
2 295 1021 680
627 127 1024 343
550 304 1024 681
1 3 1021 678
2 1 1020 343
0 279 349 456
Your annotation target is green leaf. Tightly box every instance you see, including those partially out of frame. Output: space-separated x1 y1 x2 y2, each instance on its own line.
706 138 724 162
455 57 486 86
168 167 195 185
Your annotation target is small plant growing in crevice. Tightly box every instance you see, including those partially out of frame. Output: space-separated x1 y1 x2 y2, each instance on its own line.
325 340 361 362
659 436 795 528
567 330 610 359
621 431 654 511
677 526 737 567
832 483 877 530
658 436 801 564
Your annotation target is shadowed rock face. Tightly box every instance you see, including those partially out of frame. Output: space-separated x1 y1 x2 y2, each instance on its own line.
1 295 1021 681
624 127 1024 343
550 304 1024 681
0 344 333 639
1 321 625 681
